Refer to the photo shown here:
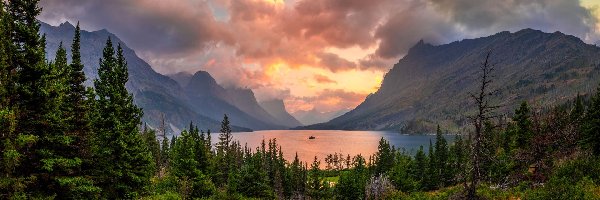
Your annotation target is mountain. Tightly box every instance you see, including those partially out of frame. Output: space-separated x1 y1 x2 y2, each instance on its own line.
182 71 287 130
169 71 194 88
304 29 600 132
259 99 303 127
292 108 350 126
41 21 280 133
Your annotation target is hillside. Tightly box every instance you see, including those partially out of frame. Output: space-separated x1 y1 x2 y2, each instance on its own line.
304 29 600 132
41 21 296 132
259 99 303 128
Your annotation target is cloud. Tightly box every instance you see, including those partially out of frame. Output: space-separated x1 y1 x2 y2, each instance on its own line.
287 89 366 113
39 0 233 56
38 0 600 113
313 74 336 84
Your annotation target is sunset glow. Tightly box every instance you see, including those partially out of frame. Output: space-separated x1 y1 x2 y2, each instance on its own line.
39 0 600 115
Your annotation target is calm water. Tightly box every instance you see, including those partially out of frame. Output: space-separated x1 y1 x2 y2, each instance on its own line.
209 130 455 165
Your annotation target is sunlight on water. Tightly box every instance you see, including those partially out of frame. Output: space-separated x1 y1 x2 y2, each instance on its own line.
209 130 455 165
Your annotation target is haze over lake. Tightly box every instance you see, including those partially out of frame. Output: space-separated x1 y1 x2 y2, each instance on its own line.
209 130 455 165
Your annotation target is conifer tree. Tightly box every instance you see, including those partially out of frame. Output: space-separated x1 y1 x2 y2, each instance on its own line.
582 84 600 155
308 156 326 199
215 114 233 185
412 146 427 189
92 38 154 199
169 129 215 198
514 101 533 148
434 125 449 186
374 137 394 175
1 0 99 198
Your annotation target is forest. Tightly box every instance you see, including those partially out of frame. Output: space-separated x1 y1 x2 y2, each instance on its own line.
1 1 600 199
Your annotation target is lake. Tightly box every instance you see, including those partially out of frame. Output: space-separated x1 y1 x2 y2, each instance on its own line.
209 130 456 165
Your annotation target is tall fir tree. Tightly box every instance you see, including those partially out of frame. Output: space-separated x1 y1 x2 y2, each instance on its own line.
215 114 233 186
514 101 533 148
1 0 98 198
92 38 154 199
434 125 449 187
582 84 600 155
0 1 22 198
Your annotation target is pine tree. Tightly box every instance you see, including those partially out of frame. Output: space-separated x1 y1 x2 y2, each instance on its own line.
424 140 436 190
215 114 233 186
374 137 394 175
514 101 533 148
412 146 427 189
142 124 161 174
92 38 154 198
434 125 449 187
0 1 22 198
308 156 325 199
169 129 215 198
582 84 600 155
0 0 100 198
65 22 93 166
571 93 584 121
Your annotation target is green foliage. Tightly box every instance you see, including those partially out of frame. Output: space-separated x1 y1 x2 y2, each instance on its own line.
374 137 394 175
92 38 154 199
169 125 215 198
514 101 533 148
582 84 600 155
335 155 369 199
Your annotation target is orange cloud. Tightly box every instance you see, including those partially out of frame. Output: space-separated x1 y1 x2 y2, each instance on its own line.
40 0 600 114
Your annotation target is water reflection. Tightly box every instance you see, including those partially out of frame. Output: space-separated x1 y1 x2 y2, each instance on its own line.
209 130 456 165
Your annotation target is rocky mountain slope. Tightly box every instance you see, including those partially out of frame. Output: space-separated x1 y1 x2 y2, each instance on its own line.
259 99 303 128
41 21 297 132
304 29 600 132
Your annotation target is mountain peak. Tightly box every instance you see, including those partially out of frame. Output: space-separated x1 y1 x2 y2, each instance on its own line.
306 29 600 132
407 39 433 54
190 70 217 84
58 21 75 30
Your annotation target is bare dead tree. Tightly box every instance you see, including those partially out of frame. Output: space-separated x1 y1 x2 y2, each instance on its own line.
159 112 167 140
466 51 500 199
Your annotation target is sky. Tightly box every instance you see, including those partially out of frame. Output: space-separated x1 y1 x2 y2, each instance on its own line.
38 0 600 114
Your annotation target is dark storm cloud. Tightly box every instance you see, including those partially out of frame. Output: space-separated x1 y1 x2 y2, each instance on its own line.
429 0 597 37
39 0 233 56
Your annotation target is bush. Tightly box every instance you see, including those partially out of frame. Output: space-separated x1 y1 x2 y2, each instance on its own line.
524 177 598 200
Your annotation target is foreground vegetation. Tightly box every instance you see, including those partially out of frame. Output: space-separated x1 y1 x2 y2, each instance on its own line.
1 0 600 199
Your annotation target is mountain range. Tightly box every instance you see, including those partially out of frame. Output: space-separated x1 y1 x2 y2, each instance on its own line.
41 21 301 133
304 29 600 133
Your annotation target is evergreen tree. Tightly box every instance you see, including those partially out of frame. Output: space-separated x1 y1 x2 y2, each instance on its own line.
0 1 23 198
65 22 93 170
229 148 273 198
169 129 215 198
571 93 584 121
412 146 427 189
374 137 394 175
92 38 154 198
434 125 450 187
142 124 161 174
308 156 326 199
514 101 533 148
582 85 600 155
215 114 233 186
336 155 369 199
1 0 98 198
424 140 436 190
160 135 170 173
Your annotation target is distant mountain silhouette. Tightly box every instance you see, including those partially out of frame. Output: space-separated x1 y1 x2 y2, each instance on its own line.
292 108 350 126
182 71 287 130
41 21 299 133
259 99 303 128
303 29 600 132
